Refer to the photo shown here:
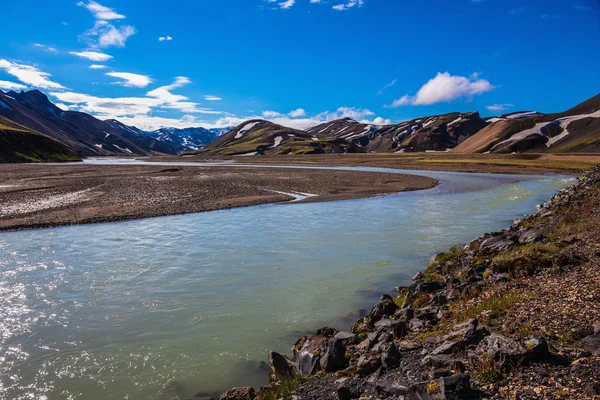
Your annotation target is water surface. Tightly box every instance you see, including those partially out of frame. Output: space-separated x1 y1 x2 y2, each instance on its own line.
0 164 572 399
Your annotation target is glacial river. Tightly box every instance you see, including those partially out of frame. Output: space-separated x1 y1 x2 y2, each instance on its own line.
0 161 572 399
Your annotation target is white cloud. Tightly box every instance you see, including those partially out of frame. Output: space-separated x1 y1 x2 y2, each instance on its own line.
389 72 495 107
158 36 173 42
204 95 222 101
333 0 364 11
83 21 136 48
69 51 113 61
288 108 306 117
55 103 70 111
262 110 282 118
89 64 108 69
77 0 125 20
266 0 296 9
0 80 27 91
106 72 152 88
378 78 397 95
486 103 514 112
49 76 222 130
34 43 58 53
0 60 65 90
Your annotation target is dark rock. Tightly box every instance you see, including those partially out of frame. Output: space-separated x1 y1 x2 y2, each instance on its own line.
218 387 256 400
582 331 600 356
320 336 347 372
381 343 402 369
369 294 399 321
564 235 579 244
268 351 294 381
334 331 358 345
585 381 600 396
413 272 424 281
376 378 408 397
524 337 550 359
394 308 414 322
422 354 466 371
443 374 471 397
480 235 515 253
412 280 445 294
337 386 352 400
518 229 543 245
374 318 408 339
356 353 381 376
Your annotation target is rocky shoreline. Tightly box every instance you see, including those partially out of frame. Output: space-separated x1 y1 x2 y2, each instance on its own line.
211 165 600 400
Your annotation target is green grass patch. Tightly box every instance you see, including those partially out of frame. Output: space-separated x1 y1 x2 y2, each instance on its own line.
259 376 307 400
490 243 565 276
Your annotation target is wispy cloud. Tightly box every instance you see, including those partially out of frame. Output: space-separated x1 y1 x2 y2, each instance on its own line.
82 21 136 48
158 36 173 42
388 72 495 107
0 80 28 91
266 0 296 9
89 64 108 69
106 72 152 88
77 1 125 20
78 1 135 48
333 0 364 11
288 108 306 117
204 95 222 101
33 43 58 53
486 103 514 112
0 59 65 90
69 51 113 61
378 78 397 95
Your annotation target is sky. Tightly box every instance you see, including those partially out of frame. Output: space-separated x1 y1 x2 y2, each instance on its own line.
0 0 599 130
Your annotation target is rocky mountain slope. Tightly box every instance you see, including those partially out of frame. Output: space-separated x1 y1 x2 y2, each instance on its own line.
0 116 81 163
198 120 361 156
454 94 600 154
307 112 488 153
216 165 600 400
0 90 181 156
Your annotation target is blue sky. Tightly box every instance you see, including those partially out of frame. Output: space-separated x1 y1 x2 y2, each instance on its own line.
1 0 599 130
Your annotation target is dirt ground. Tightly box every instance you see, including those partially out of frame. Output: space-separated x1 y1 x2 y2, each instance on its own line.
0 163 437 231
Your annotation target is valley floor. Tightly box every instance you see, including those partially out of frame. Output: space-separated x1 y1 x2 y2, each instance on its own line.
0 163 436 231
153 152 600 175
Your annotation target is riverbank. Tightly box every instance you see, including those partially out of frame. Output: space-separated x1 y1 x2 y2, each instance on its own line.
0 163 436 231
149 153 600 175
218 165 600 400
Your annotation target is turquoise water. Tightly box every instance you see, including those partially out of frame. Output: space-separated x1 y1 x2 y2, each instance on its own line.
0 163 572 399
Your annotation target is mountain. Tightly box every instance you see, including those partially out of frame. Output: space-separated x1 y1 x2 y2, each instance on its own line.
307 112 488 152
105 121 231 152
0 115 81 163
454 94 600 153
198 120 361 156
0 90 179 156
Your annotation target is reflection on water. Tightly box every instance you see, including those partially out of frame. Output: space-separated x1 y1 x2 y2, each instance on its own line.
0 165 572 399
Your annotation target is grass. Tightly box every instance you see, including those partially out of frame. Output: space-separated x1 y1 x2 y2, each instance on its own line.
259 376 307 400
474 354 503 384
456 289 522 325
0 128 81 163
490 243 565 277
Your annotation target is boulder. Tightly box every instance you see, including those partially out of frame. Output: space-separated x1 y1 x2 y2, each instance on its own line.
376 379 408 397
523 337 550 359
443 374 471 398
480 235 516 253
406 378 446 400
294 335 329 376
381 343 402 369
268 351 294 381
218 387 256 400
369 294 399 321
356 353 381 376
320 336 347 372
411 280 445 294
374 318 408 339
476 333 527 370
518 229 543 245
333 331 358 345
582 331 600 356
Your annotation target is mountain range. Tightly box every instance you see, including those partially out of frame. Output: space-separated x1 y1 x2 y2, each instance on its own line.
0 89 598 162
